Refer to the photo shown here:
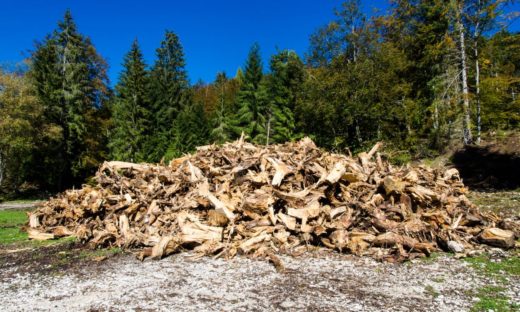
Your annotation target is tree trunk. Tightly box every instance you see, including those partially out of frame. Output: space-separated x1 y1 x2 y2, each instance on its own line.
475 39 481 145
456 1 473 145
266 114 271 146
474 0 482 145
0 153 4 187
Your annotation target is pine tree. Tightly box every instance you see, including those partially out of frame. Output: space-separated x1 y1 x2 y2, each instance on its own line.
148 30 190 161
230 43 268 143
30 10 110 189
267 50 305 144
109 39 150 162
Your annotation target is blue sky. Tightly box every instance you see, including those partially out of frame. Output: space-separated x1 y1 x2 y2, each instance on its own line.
0 1 518 85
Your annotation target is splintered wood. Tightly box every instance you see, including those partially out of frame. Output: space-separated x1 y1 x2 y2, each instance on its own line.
28 138 518 262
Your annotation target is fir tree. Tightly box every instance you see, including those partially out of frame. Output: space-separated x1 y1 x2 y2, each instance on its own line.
30 10 110 189
231 43 268 143
267 50 305 143
148 30 190 161
109 39 150 162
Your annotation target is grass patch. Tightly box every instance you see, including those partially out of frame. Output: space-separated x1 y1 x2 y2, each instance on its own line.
464 255 520 312
0 209 75 248
424 285 440 298
420 252 450 263
464 255 520 277
0 210 29 228
0 210 28 245
467 190 520 218
0 227 29 245
470 286 518 312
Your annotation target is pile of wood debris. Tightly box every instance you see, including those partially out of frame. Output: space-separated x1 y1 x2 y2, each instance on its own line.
28 137 518 263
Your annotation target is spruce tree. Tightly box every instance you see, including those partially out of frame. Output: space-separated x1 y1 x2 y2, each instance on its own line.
267 50 305 143
30 10 110 189
109 39 150 162
231 43 268 143
148 30 190 161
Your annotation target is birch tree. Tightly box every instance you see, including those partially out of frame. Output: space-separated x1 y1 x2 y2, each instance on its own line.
453 0 474 145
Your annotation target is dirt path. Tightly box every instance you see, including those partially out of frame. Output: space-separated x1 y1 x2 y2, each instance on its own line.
0 201 43 211
1 252 518 312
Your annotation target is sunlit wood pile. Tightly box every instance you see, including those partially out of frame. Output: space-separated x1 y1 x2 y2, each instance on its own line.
28 137 518 263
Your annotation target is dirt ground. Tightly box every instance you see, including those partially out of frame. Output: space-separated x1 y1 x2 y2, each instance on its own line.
0 246 518 311
0 191 518 312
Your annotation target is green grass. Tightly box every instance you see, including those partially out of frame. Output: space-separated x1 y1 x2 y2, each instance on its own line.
420 252 450 263
464 255 520 278
470 286 519 312
0 210 29 245
464 255 520 312
0 209 75 248
424 284 440 298
0 227 29 245
0 210 29 228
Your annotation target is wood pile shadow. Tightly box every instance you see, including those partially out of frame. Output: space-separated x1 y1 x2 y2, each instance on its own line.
452 145 520 190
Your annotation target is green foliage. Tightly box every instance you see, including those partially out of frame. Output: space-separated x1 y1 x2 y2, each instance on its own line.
300 0 520 153
0 72 47 195
109 40 151 162
209 72 239 143
165 102 209 160
29 10 110 189
266 50 305 143
230 43 268 144
147 30 190 162
479 31 520 130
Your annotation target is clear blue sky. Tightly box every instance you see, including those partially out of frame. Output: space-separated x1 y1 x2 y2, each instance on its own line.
0 1 518 85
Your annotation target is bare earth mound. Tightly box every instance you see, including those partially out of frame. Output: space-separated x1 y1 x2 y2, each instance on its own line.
28 138 518 263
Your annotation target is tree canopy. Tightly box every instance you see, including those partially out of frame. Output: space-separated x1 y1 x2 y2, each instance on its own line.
1 3 519 197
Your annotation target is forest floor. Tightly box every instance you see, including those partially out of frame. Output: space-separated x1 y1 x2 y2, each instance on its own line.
0 189 519 312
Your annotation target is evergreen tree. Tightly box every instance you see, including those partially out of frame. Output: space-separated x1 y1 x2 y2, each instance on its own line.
148 30 190 161
30 10 110 189
109 39 150 162
267 50 305 143
210 72 233 143
231 43 268 143
165 101 209 160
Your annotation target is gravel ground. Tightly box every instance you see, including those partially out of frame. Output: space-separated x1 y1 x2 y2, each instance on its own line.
1 252 518 312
